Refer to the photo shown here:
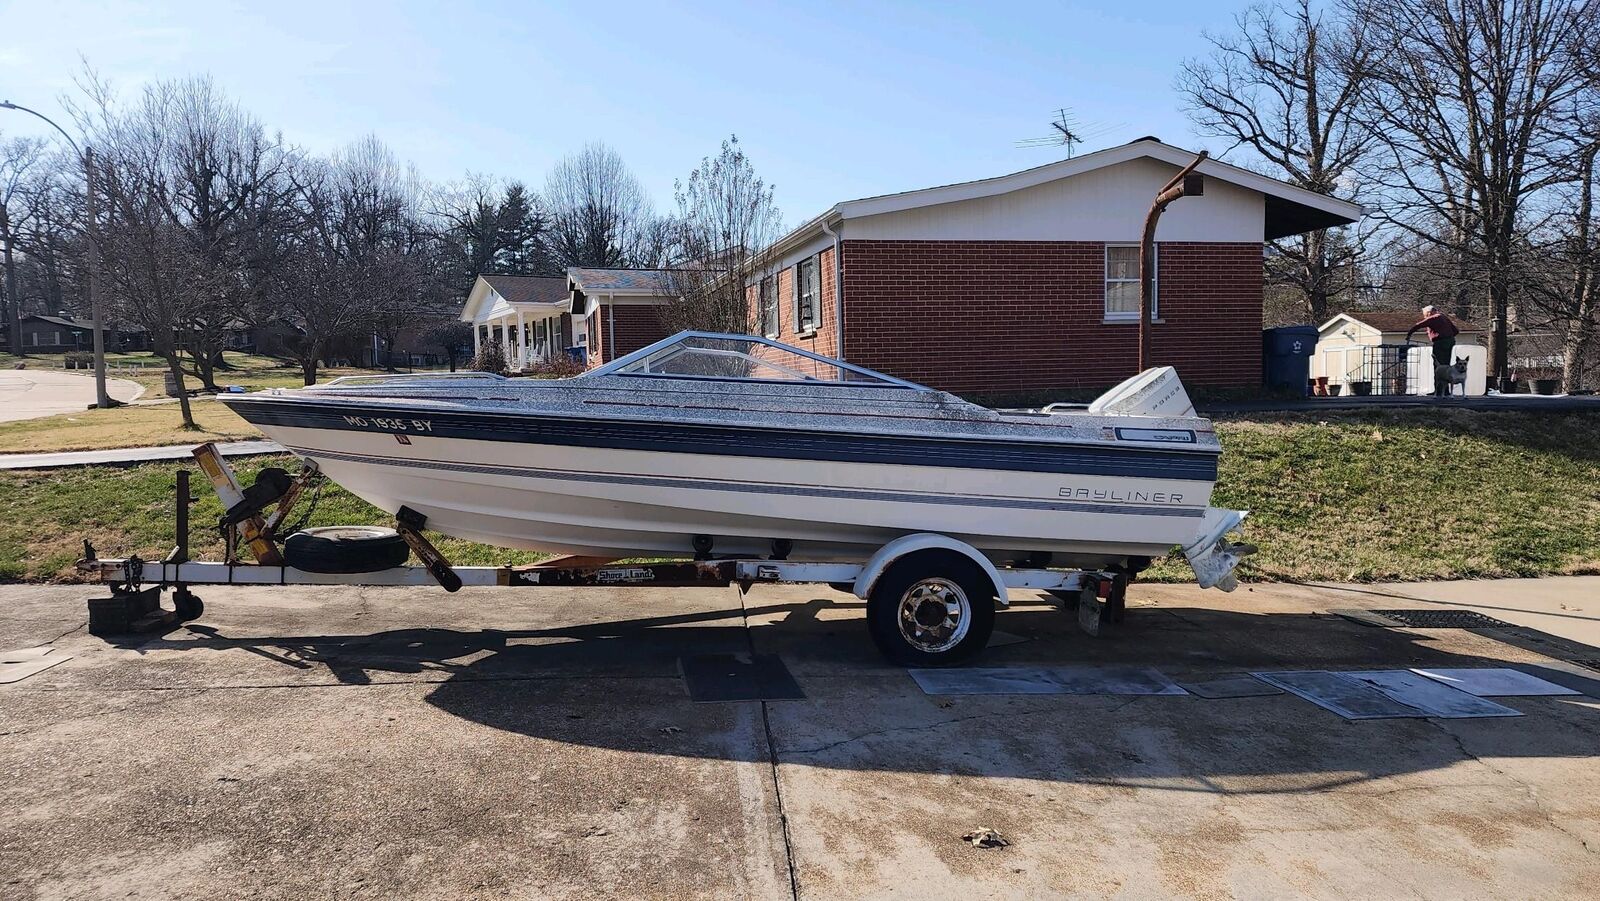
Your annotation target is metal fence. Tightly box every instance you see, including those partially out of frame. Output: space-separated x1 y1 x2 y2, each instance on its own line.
1357 344 1414 396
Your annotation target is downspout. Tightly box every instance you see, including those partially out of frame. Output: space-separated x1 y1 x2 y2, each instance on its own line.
607 294 616 362
821 218 843 360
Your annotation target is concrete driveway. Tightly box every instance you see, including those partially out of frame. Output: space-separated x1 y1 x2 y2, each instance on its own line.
0 369 144 422
2 578 1597 899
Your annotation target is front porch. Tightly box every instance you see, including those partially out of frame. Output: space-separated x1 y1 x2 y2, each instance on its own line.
460 275 581 372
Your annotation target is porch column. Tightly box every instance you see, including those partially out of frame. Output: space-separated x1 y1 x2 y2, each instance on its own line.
472 322 481 358
515 311 526 370
499 320 509 362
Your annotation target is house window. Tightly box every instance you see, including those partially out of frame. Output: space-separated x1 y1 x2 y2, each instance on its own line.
1105 244 1155 321
759 276 778 337
795 256 819 333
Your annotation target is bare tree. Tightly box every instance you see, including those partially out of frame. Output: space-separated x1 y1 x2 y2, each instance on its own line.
433 175 551 293
73 73 296 400
1179 0 1377 322
540 143 656 268
1351 0 1599 387
420 320 473 371
655 136 784 334
0 133 49 355
272 137 444 383
8 151 88 324
1519 133 1599 391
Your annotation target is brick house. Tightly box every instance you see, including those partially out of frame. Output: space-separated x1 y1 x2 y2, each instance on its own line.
566 268 679 365
745 137 1362 395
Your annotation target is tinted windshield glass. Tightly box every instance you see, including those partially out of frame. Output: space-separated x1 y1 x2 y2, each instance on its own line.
611 334 913 386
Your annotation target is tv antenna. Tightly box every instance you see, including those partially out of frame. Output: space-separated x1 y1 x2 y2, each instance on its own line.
1015 108 1124 157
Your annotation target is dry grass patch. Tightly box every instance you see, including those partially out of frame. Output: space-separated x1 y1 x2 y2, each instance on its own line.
0 456 550 581
0 402 260 454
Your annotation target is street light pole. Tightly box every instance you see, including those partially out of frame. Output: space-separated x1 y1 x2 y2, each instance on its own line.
0 100 111 407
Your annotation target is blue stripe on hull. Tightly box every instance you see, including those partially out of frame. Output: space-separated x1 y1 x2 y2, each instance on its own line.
226 398 1219 481
298 447 1207 519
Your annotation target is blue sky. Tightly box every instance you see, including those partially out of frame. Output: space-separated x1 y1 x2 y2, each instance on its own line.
0 0 1247 226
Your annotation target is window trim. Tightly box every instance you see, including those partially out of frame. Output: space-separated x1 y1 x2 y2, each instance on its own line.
758 276 779 338
794 255 819 334
1104 243 1156 323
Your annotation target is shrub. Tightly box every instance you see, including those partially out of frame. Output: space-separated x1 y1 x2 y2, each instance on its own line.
470 341 508 375
524 355 587 379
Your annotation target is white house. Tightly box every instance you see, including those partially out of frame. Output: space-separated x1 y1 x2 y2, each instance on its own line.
460 275 573 370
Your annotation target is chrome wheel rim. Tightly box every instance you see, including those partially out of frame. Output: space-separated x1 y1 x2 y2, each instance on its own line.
897 577 971 654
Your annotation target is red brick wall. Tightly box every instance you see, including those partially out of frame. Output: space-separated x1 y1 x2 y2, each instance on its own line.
747 245 841 360
839 240 1263 394
591 304 671 365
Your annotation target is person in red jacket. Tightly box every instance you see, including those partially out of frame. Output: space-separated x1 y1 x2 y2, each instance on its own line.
1406 305 1460 367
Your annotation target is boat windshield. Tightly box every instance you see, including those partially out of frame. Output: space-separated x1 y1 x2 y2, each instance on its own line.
593 332 925 388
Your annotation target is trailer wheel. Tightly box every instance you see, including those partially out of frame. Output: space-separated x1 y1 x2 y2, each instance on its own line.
285 526 411 574
173 588 203 621
867 550 995 667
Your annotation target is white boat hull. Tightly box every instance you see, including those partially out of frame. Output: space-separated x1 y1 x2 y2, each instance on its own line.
264 424 1214 564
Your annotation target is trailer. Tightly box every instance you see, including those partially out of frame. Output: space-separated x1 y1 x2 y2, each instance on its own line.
76 444 1250 665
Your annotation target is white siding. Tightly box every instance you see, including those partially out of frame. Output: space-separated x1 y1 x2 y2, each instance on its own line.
846 157 1265 243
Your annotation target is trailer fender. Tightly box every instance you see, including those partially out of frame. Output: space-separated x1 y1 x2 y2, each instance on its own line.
852 534 1010 607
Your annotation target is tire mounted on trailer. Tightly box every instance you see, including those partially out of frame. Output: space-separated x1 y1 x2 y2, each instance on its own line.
866 549 996 666
285 526 411 574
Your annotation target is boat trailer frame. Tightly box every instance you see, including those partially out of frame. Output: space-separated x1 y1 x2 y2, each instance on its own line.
77 442 1137 640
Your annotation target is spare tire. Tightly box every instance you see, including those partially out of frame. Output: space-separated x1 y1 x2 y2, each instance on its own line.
284 526 410 574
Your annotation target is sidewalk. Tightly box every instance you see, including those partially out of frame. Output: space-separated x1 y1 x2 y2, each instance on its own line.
0 439 285 471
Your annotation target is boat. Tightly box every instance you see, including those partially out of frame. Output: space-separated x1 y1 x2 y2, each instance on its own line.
220 331 1244 580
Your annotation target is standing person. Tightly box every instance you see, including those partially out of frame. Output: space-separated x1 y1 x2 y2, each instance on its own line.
1405 305 1460 367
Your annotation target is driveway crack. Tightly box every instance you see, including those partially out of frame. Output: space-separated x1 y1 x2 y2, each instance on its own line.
1428 719 1595 858
738 592 800 901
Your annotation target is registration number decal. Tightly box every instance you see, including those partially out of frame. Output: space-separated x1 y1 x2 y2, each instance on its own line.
343 415 434 433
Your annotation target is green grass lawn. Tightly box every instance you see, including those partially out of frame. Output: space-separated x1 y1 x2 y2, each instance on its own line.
1145 408 1600 583
2 409 1597 584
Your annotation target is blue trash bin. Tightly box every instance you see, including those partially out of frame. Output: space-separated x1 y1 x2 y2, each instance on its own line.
1262 325 1318 392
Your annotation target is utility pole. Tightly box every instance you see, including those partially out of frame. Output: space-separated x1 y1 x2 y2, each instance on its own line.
84 145 108 407
1139 151 1208 371
1 100 111 406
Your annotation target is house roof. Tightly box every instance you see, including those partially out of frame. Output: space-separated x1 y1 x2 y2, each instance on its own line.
480 275 569 306
28 314 94 330
460 274 571 322
1323 311 1480 334
566 268 678 295
765 137 1366 259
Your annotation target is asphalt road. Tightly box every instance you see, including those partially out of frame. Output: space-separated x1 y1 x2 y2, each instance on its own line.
0 369 144 422
3 577 1598 899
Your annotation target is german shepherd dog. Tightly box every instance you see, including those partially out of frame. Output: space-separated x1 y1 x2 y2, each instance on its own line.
1434 357 1468 397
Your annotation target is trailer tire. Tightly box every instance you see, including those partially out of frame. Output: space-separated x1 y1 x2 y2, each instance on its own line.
285 526 411 574
867 550 995 667
173 588 203 621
